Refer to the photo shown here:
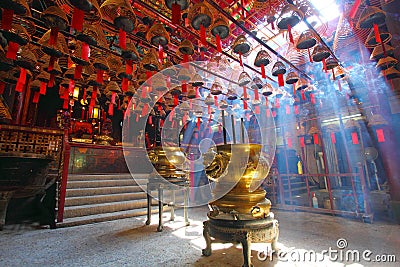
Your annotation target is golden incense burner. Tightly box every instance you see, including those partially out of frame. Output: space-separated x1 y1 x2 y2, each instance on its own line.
204 143 271 219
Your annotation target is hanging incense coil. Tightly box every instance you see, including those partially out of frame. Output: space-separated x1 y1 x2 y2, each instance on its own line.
100 0 136 32
276 4 304 30
285 71 299 85
188 2 213 30
262 82 274 96
271 61 286 76
141 49 160 71
121 40 140 61
370 44 394 61
164 0 190 22
30 79 41 91
116 65 132 80
376 56 398 70
163 61 177 77
1 23 30 45
254 50 271 67
211 16 230 39
295 77 308 91
41 6 69 31
55 0 102 25
210 79 223 95
356 6 386 29
365 27 391 48
76 23 99 46
15 45 37 71
296 30 316 49
125 84 137 96
334 67 347 80
105 80 122 93
177 67 191 81
70 41 90 66
178 39 195 55
87 73 102 87
253 77 263 89
93 56 110 71
379 67 400 80
44 61 62 75
39 29 69 58
204 94 214 105
36 72 50 83
0 0 30 16
325 57 339 71
153 77 167 92
64 67 77 80
238 71 252 87
146 23 170 46
187 87 196 99
137 71 147 86
232 35 252 56
312 44 330 62
12 67 32 80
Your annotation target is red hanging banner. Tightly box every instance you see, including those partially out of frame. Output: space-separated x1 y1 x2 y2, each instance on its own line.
261 64 266 78
74 65 83 80
15 68 27 92
300 136 305 147
275 98 280 108
200 25 207 46
96 69 104 84
278 74 284 87
6 41 19 60
71 8 85 32
81 42 90 61
285 104 290 114
32 92 40 104
49 27 59 46
216 34 222 53
1 9 14 30
301 90 306 100
182 81 187 93
310 93 316 104
351 132 359 144
255 106 260 114
158 45 164 64
322 58 327 72
376 128 385 143
239 52 243 67
330 132 336 144
119 29 127 50
122 78 129 92
287 137 292 148
171 3 181 25
294 105 299 115
197 117 201 130
63 99 69 109
373 24 381 43
307 48 313 63
287 24 294 44
40 82 47 95
313 133 319 145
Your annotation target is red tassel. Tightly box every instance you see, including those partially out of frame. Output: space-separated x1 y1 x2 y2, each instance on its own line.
171 3 181 25
239 52 243 67
71 8 85 32
81 42 90 61
308 48 313 63
15 68 27 92
122 78 129 92
6 41 19 60
0 82 5 94
32 91 40 104
158 45 164 64
111 92 116 104
287 24 294 44
40 82 47 95
294 105 299 114
48 74 55 88
373 24 381 43
1 9 14 30
330 132 336 144
63 99 69 109
278 74 284 87
108 102 114 116
376 129 385 143
301 90 306 100
332 69 336 80
313 134 319 145
275 98 280 108
200 25 207 46
243 86 247 99
216 34 222 53
182 81 187 93
48 57 55 72
197 117 201 130
287 137 292 148
49 27 59 46
300 136 305 147
166 75 171 88
351 132 359 144
286 104 290 114
338 80 342 91
142 103 148 116
96 69 104 84
68 79 75 94
322 58 327 72
74 65 83 80
261 64 266 78
174 94 179 106
208 105 211 114
119 29 126 50
310 93 315 104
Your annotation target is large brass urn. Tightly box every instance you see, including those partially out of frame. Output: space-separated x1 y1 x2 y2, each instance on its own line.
204 143 271 219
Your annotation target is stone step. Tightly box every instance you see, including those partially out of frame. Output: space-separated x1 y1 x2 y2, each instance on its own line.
57 207 171 228
66 186 144 197
65 192 148 207
67 179 138 189
67 173 150 181
64 199 148 218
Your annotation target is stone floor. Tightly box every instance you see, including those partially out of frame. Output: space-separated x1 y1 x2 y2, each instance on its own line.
1 206 399 267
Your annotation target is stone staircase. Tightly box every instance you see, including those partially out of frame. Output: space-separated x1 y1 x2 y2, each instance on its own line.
57 173 156 227
281 175 319 205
